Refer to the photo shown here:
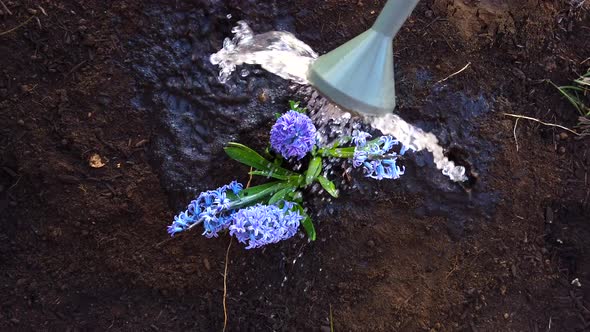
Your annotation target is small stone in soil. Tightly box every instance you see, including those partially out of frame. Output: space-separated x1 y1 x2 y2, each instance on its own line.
559 132 569 140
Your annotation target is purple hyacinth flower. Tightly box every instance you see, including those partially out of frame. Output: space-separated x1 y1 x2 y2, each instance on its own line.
270 110 317 160
228 203 302 249
352 150 368 168
352 130 372 147
168 181 243 237
351 131 410 181
227 181 243 195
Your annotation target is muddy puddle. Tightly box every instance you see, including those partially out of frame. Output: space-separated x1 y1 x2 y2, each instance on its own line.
130 1 497 237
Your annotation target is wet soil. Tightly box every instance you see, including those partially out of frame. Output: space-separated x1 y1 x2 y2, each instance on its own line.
1 0 590 331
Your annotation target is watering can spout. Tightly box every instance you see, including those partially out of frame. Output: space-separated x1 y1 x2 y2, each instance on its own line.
308 0 420 116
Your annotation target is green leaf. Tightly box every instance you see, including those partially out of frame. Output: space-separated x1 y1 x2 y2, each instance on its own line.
318 176 339 198
301 215 316 241
289 100 307 113
269 187 294 205
327 136 351 149
291 203 315 241
230 182 290 209
319 146 356 159
240 182 279 197
305 156 322 185
249 171 304 185
224 142 294 176
273 154 284 167
286 190 303 203
249 170 290 181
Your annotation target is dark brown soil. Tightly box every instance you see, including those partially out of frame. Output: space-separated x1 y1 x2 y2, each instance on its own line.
1 0 589 331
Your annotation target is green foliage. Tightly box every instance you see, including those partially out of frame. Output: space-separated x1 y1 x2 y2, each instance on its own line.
305 157 323 185
224 142 294 177
223 101 358 241
318 176 339 198
225 135 332 241
552 69 590 117
289 100 307 113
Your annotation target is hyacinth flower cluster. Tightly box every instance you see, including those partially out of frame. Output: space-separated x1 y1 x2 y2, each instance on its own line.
230 202 302 249
351 131 410 180
167 181 242 237
270 109 317 160
167 101 410 249
169 180 304 249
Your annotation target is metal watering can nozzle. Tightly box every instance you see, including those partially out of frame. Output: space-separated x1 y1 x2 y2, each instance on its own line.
307 0 420 116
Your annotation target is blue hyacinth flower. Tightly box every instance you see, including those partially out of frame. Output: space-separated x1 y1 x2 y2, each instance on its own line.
228 203 302 249
270 110 317 160
168 181 243 237
352 131 411 181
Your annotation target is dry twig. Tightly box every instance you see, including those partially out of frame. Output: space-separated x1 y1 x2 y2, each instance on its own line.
223 168 253 331
503 113 582 136
0 0 12 15
437 62 472 84
222 238 233 332
513 118 520 152
0 16 35 36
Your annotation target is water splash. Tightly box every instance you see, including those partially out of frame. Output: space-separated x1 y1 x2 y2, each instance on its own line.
210 21 318 84
370 113 467 182
210 21 467 182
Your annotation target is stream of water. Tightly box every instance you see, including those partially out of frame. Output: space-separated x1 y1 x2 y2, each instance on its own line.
210 21 467 182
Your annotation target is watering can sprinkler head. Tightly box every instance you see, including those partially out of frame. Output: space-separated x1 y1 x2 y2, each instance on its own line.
308 0 420 116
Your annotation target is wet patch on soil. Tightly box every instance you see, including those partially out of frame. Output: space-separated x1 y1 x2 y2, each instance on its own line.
128 2 297 208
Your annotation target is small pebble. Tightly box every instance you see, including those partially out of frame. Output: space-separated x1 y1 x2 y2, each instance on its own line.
559 132 568 140
17 119 24 126
504 313 509 319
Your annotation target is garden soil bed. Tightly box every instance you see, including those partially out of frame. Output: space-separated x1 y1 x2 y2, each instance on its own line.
1 0 590 331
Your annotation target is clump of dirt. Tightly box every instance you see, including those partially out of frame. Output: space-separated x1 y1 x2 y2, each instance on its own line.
434 0 516 39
